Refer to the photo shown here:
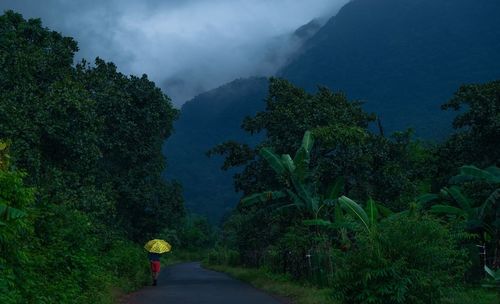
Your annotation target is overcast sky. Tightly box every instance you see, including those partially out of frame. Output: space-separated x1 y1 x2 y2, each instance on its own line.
1 0 349 106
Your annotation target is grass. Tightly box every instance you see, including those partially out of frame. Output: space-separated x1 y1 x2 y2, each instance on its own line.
203 262 499 304
157 251 499 304
444 287 498 304
203 263 336 304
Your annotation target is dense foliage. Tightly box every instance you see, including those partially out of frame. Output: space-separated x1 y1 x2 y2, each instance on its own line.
165 0 500 224
163 78 267 222
0 11 184 303
331 215 468 304
211 78 500 303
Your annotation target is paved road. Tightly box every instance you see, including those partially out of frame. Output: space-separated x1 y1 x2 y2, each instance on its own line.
124 262 286 304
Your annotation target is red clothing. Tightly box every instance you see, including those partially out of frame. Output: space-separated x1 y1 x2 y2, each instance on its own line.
150 260 161 273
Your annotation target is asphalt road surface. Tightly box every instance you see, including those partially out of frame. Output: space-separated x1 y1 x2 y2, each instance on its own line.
124 262 286 304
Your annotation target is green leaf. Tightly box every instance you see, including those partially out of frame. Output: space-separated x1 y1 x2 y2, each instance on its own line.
334 203 345 222
326 177 344 200
482 189 500 217
301 130 314 153
281 154 295 173
240 191 286 206
484 265 500 280
376 203 393 218
293 147 308 181
293 131 314 181
451 165 500 184
302 219 333 227
286 189 306 210
339 196 370 232
416 193 439 207
430 205 468 218
0 204 27 222
260 148 286 175
446 186 472 212
366 198 379 227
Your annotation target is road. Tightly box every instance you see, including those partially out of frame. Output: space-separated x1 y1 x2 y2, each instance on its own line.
124 262 287 304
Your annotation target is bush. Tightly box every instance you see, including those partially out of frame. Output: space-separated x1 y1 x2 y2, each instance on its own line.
207 247 241 266
332 215 468 304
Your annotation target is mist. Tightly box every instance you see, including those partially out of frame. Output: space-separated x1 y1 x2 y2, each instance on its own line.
1 0 350 106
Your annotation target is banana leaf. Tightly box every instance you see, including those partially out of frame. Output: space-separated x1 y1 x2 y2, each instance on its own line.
339 196 370 232
0 204 27 225
416 193 440 208
301 130 314 153
286 189 306 211
484 265 500 280
376 203 393 218
302 219 333 227
450 165 500 184
485 166 500 179
482 189 500 217
446 186 472 213
293 131 314 181
334 203 345 223
326 177 344 200
240 191 286 206
366 198 378 227
260 148 286 175
430 204 468 218
276 203 297 212
293 147 308 181
290 175 315 212
281 154 295 173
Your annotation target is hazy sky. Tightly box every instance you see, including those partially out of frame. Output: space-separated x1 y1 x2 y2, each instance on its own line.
1 0 349 106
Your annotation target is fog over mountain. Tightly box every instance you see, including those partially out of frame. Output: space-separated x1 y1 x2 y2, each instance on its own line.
165 0 500 221
0 0 348 106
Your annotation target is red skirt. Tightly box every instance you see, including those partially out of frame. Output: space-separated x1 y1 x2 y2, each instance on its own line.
150 261 161 273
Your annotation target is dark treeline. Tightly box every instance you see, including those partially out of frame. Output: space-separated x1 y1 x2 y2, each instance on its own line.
208 78 500 303
0 11 185 303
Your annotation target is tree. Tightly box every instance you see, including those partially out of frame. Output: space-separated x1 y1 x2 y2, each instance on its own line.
436 81 500 184
0 141 35 304
75 58 182 239
426 165 500 268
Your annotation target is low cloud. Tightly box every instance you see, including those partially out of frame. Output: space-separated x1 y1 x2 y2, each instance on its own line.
1 0 349 106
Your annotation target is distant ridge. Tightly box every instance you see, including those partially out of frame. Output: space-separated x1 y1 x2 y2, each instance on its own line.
164 0 500 220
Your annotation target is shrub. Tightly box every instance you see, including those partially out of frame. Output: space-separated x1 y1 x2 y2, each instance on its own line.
207 247 241 266
332 215 468 304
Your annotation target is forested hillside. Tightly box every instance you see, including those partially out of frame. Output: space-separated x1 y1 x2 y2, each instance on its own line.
163 78 267 221
164 0 500 221
208 77 500 303
0 12 184 303
280 0 500 136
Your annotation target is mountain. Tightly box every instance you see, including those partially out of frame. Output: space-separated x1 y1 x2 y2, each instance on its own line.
280 0 500 137
162 78 267 222
164 0 500 221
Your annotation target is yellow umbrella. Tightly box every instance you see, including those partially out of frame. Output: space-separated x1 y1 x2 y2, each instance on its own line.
144 239 172 254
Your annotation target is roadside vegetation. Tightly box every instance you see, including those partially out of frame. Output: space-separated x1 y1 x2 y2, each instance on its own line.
0 12 184 303
207 78 500 303
1 10 499 304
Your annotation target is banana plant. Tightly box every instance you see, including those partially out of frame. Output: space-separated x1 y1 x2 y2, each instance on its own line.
429 186 498 238
450 165 500 184
423 165 500 268
0 204 26 226
241 131 343 220
428 166 499 237
483 266 500 290
337 196 393 235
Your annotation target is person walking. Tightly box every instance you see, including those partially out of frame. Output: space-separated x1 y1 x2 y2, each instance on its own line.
149 252 161 286
144 239 171 286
